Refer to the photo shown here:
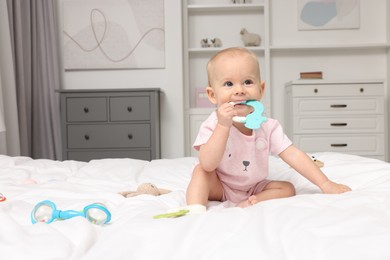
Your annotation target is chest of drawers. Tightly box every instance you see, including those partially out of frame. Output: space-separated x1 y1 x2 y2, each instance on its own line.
59 89 160 161
285 80 387 161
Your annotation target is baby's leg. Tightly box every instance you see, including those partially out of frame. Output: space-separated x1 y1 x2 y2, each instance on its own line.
238 181 295 208
186 164 223 206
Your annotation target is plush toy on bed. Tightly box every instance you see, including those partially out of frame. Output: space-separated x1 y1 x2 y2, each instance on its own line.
311 156 324 168
119 183 171 198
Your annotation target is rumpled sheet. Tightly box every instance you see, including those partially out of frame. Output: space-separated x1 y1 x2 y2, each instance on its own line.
0 153 390 260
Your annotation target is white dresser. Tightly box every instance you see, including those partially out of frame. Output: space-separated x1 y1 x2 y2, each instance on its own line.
285 80 387 161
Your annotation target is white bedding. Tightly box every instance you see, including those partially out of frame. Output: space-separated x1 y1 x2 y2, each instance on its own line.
1 152 390 260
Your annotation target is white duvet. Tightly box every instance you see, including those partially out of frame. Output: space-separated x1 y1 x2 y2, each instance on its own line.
0 152 390 260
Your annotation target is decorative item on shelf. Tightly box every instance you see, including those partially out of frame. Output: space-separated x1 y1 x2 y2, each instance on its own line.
210 38 222 48
200 38 222 48
300 71 323 79
200 38 211 48
196 88 215 108
240 28 261 47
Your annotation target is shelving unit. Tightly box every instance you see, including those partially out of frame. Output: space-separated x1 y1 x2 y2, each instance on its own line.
183 0 389 160
270 43 390 51
183 0 269 156
188 3 264 11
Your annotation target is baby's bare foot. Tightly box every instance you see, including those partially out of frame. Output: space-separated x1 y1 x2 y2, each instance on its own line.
237 195 259 208
247 195 259 205
237 199 251 208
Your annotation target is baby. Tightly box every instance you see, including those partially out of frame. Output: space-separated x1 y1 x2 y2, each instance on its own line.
186 47 351 208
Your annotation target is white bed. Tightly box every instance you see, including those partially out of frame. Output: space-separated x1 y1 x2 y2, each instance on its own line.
1 152 390 260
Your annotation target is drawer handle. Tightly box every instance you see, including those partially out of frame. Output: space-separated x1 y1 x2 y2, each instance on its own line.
127 134 133 140
83 107 89 113
84 134 90 141
330 123 347 127
331 144 347 147
330 104 347 108
360 88 364 93
127 106 132 112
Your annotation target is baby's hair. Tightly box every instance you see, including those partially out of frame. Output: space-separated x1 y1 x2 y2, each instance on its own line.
207 47 261 86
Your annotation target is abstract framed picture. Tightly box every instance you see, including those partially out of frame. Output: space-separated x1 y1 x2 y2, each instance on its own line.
298 0 360 30
63 0 165 70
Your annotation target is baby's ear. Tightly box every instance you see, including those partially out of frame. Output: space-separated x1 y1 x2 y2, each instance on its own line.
259 80 265 95
206 86 217 104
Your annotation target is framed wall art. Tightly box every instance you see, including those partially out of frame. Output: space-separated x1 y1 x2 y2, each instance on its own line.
63 0 165 70
298 0 360 30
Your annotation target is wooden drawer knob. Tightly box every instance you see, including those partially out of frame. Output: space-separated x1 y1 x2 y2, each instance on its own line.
128 134 133 140
360 88 364 93
330 123 347 127
83 107 89 113
330 104 347 108
331 143 347 147
84 134 90 140
127 106 133 112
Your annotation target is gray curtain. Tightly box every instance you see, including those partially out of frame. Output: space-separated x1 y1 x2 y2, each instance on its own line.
7 0 62 160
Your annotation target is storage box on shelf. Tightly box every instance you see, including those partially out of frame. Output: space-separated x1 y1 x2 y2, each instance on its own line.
59 89 161 162
285 80 387 161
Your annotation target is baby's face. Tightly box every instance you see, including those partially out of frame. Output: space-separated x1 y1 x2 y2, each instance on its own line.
207 53 263 112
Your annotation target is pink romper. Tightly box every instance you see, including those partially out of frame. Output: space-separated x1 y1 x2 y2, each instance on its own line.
193 111 292 203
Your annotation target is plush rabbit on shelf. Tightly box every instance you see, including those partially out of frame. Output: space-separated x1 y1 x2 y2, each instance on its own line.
200 38 211 48
211 38 222 47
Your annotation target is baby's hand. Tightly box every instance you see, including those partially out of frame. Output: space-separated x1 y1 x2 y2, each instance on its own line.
319 180 351 194
216 103 237 127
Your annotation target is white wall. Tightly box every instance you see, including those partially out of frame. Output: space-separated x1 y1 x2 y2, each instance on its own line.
0 0 20 156
59 0 185 158
268 0 388 130
267 0 389 160
270 1 387 46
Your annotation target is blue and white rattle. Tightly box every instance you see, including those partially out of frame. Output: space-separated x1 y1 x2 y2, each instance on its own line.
31 200 111 225
231 100 267 129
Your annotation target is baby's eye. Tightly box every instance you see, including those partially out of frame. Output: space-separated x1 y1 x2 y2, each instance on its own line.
223 81 234 87
244 79 254 86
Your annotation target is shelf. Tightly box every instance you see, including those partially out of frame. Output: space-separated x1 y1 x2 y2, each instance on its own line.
188 4 264 12
189 46 265 53
183 0 268 156
270 43 389 51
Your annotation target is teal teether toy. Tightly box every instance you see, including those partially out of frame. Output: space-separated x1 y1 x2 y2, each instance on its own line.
232 100 267 129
